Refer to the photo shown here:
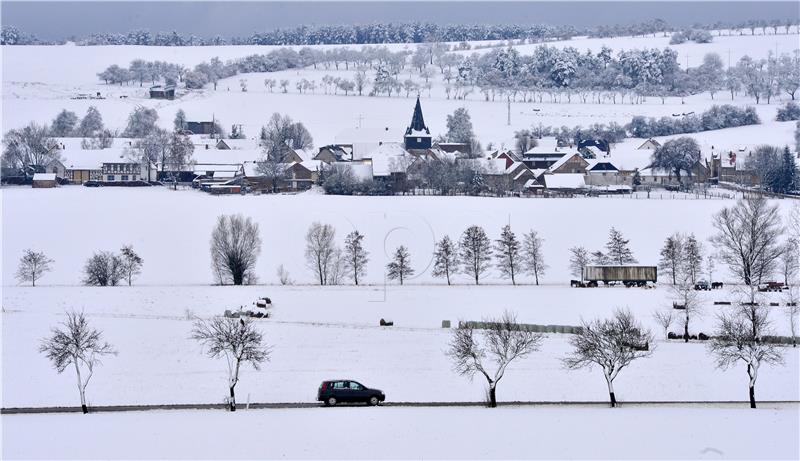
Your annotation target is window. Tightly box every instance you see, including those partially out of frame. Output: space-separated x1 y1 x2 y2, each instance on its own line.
121 175 128 181
107 175 115 181
132 175 137 181
348 382 362 390
333 381 345 389
417 137 421 142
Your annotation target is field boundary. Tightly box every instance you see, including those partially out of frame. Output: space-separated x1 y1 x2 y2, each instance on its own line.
3 400 798 415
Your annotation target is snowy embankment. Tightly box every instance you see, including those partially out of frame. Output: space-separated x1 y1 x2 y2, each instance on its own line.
3 405 799 459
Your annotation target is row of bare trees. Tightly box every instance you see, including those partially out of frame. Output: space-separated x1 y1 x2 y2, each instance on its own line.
15 246 143 287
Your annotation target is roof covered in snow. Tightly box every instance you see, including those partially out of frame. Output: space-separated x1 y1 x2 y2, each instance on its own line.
59 148 135 170
33 173 56 181
542 173 586 189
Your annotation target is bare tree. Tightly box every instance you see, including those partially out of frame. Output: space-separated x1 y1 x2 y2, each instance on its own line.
210 214 262 286
779 238 798 286
119 245 143 286
494 225 520 285
707 305 784 408
711 196 784 286
569 246 590 281
387 246 413 285
432 235 458 285
83 251 124 286
522 230 547 286
605 227 637 265
447 311 543 407
276 264 293 285
327 248 346 286
658 233 685 284
563 309 654 407
652 310 674 340
343 230 369 285
191 316 270 411
39 311 116 413
671 274 701 342
684 234 704 284
460 225 492 285
305 222 337 285
15 249 53 287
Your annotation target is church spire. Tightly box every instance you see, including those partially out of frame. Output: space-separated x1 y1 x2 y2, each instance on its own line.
405 96 430 136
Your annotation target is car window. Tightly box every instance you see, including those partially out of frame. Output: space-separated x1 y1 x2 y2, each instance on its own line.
349 382 362 390
333 381 345 389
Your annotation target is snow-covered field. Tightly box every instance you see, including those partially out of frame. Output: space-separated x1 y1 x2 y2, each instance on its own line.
3 30 799 149
4 405 799 459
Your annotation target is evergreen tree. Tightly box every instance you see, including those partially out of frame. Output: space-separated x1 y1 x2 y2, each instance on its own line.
51 110 79 137
386 246 413 285
494 225 521 285
78 106 104 138
432 235 458 285
605 227 637 265
343 230 369 285
460 225 492 285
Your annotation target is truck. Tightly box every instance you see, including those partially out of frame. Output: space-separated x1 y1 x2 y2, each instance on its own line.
582 265 658 287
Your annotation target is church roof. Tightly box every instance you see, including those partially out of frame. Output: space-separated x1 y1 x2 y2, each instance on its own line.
405 97 430 137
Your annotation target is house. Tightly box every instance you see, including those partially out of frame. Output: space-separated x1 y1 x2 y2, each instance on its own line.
284 162 320 190
335 126 402 160
539 173 586 192
637 138 662 150
548 153 590 174
521 138 574 169
58 148 140 184
101 160 155 183
215 139 258 150
433 141 471 157
404 97 432 152
185 121 217 136
578 139 610 157
32 173 57 188
149 85 175 100
314 145 351 163
585 160 628 187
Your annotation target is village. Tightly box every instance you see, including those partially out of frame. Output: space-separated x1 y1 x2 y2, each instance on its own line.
18 97 796 198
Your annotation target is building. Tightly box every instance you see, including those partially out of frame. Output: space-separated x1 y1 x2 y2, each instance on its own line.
149 85 175 100
404 97 432 152
32 173 57 188
185 121 217 136
548 153 590 174
314 145 352 163
637 138 662 150
521 138 574 169
102 160 156 183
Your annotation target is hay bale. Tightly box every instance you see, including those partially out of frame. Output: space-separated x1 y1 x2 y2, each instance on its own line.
380 318 394 326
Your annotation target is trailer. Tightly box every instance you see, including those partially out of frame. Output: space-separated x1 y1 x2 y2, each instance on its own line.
582 265 657 287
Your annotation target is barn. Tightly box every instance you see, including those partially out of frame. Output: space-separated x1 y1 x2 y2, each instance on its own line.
32 173 57 188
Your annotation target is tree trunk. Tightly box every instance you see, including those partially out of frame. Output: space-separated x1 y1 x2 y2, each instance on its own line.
684 315 689 343
489 385 497 408
606 376 617 408
749 385 756 409
229 385 236 412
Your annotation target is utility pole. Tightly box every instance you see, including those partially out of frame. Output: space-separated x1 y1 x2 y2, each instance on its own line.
507 97 511 126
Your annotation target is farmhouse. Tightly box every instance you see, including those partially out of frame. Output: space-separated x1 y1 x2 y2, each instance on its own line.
548 152 590 174
149 85 175 100
185 121 217 136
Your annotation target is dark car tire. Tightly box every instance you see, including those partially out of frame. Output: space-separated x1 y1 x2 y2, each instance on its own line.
326 397 337 407
368 396 379 406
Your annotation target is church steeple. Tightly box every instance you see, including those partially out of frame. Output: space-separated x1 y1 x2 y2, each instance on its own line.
405 96 430 136
404 97 432 151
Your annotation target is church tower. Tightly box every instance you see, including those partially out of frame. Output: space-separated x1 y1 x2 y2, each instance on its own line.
404 96 432 151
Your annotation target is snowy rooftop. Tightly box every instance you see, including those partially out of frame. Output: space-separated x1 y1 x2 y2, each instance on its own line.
335 126 402 145
542 173 586 189
58 148 135 170
191 148 261 165
367 143 412 176
217 138 260 150
32 173 56 181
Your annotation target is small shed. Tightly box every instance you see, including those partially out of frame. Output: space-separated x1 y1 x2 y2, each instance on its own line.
32 173 57 188
149 85 175 100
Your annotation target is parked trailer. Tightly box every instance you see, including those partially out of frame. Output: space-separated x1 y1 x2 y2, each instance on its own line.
582 266 657 287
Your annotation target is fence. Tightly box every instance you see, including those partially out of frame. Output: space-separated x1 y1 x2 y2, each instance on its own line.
459 321 583 334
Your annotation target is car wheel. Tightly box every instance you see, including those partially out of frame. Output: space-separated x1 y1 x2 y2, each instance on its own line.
326 397 337 407
368 396 379 406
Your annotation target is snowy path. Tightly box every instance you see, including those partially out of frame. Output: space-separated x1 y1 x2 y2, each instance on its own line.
3 405 798 459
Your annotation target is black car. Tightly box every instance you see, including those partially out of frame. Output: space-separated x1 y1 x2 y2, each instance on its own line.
317 380 385 406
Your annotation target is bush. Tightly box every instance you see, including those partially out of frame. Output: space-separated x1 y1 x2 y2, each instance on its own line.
776 102 800 122
628 105 759 138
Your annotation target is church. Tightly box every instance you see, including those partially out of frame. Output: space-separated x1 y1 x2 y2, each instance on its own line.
403 96 432 152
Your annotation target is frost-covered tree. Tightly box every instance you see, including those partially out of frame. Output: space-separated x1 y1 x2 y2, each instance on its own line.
210 214 262 286
343 230 369 285
83 251 124 286
1 122 60 171
119 245 143 286
191 316 270 412
15 249 53 287
173 109 187 131
708 304 784 408
564 309 654 407
446 107 477 145
386 246 413 285
39 311 116 414
652 310 674 340
260 112 313 163
605 228 637 266
650 137 701 186
460 225 492 285
122 106 159 138
51 110 79 137
684 234 704 284
77 106 105 138
433 235 459 285
305 222 337 285
569 246 590 281
522 230 547 285
447 311 543 408
494 225 520 285
659 233 685 284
